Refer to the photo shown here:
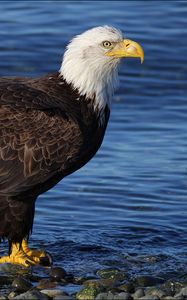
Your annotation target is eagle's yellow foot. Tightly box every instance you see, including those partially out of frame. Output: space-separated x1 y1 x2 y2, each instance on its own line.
0 243 38 267
0 240 52 267
22 240 52 266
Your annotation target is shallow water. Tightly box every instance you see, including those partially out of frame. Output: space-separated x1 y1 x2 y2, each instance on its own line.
0 1 187 281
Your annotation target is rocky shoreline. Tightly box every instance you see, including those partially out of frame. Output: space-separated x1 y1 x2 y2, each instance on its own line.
0 264 187 300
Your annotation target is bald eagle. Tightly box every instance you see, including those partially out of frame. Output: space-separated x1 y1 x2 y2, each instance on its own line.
0 26 144 266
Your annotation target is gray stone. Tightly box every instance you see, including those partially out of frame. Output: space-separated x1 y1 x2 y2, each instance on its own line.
95 292 115 300
145 286 166 298
41 289 67 298
138 295 160 300
114 292 132 300
179 287 187 296
133 288 145 299
13 289 50 300
173 293 184 300
163 297 180 300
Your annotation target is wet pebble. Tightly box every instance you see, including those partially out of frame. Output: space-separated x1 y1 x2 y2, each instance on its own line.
96 292 132 300
113 292 132 300
118 282 135 293
50 267 67 282
132 288 145 298
138 295 160 300
135 275 164 287
173 294 185 300
37 278 57 290
162 280 184 296
145 286 167 298
12 276 33 292
162 297 179 300
13 289 50 300
8 291 18 299
53 296 75 300
175 286 187 297
97 268 127 281
95 291 114 300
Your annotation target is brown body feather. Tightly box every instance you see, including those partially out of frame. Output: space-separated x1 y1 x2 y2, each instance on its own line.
0 73 110 244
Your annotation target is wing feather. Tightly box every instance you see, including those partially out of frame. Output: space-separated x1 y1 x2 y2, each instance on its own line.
0 77 84 196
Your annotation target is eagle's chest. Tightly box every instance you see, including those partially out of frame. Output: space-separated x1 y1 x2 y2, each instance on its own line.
62 110 109 177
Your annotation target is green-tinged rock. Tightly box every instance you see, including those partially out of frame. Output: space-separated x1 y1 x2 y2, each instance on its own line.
0 296 8 300
76 286 103 300
135 275 164 287
83 278 117 289
83 279 104 289
0 264 28 276
12 276 33 292
74 276 98 285
97 268 127 281
13 289 50 300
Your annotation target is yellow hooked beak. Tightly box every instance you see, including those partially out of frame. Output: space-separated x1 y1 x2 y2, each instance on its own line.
105 39 144 63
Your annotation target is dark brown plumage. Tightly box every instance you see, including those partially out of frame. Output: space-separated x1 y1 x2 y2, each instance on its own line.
0 73 109 246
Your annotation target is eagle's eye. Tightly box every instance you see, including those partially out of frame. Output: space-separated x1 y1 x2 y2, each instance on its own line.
102 41 113 49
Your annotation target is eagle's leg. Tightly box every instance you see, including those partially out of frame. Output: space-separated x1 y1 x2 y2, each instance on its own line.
21 240 53 266
0 243 39 267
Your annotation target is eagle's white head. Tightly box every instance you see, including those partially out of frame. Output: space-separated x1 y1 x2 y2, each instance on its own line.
60 26 144 120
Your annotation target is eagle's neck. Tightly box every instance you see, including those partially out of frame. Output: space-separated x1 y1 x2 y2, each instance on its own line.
59 53 119 124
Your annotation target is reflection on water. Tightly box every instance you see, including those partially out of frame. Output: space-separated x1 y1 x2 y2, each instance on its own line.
0 1 187 278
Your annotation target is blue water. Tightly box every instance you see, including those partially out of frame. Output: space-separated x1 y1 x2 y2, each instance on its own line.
0 1 187 280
